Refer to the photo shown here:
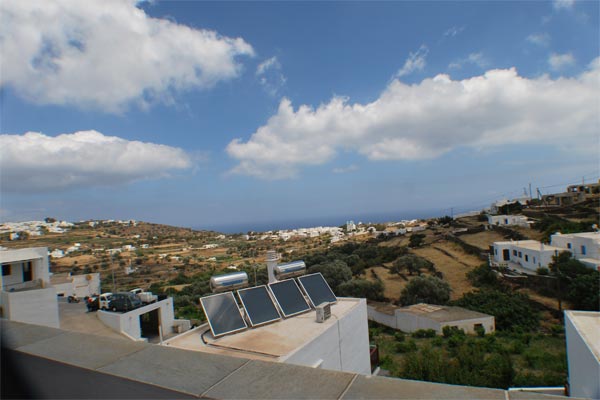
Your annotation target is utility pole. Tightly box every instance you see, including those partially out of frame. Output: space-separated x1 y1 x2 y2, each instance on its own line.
450 207 454 219
529 183 532 200
111 254 116 292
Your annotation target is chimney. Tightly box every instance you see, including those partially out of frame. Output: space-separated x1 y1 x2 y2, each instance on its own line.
266 250 279 284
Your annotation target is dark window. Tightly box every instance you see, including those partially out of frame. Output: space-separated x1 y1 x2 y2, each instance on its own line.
581 245 586 255
518 251 522 258
513 250 517 256
2 264 11 276
525 255 529 262
567 243 572 249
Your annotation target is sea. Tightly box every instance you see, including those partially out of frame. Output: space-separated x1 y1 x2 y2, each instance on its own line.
196 209 447 234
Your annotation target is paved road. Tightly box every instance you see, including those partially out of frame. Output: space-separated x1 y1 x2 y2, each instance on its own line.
58 299 126 341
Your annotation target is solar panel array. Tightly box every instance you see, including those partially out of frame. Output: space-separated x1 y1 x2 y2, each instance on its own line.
200 292 248 337
200 272 337 338
268 278 311 318
237 285 281 327
298 273 337 307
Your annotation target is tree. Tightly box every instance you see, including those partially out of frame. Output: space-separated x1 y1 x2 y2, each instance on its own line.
452 290 539 331
337 279 385 301
392 254 434 276
399 276 451 306
44 217 57 223
308 260 352 291
409 233 426 248
549 251 599 311
467 264 501 288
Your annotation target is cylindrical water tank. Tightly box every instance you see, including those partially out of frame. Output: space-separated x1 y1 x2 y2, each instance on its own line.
274 261 306 279
209 271 249 293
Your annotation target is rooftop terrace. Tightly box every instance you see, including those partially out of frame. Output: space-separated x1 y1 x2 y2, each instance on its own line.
1 319 575 399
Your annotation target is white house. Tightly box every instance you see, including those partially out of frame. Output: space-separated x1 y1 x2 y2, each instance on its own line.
564 311 599 399
49 249 65 258
51 272 101 298
491 240 562 272
0 247 60 328
550 232 600 270
492 232 600 273
487 215 530 228
367 302 495 335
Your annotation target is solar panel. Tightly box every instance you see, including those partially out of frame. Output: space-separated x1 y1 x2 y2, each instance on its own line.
268 278 311 318
298 273 337 307
200 292 247 337
237 286 281 327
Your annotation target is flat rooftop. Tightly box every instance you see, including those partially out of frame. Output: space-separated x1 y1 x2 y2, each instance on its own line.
2 319 575 399
369 302 492 322
494 240 563 252
566 310 600 361
165 298 359 361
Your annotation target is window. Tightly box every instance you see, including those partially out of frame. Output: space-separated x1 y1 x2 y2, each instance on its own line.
513 250 517 256
567 243 572 249
581 245 586 255
518 251 522 258
533 257 536 264
525 255 529 262
2 264 11 276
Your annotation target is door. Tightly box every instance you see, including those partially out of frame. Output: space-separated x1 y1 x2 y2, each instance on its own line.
502 249 510 261
22 262 33 282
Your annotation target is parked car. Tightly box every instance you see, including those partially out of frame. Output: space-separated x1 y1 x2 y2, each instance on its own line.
99 292 113 310
108 292 142 312
130 288 158 304
86 296 99 312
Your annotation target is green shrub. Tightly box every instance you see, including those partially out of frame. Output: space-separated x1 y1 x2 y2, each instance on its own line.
412 329 437 338
396 340 418 353
442 326 465 338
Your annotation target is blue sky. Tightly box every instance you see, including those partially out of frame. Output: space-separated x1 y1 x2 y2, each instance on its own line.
1 0 598 232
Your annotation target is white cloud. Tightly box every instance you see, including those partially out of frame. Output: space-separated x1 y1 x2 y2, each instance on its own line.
553 0 575 10
227 59 600 179
443 26 465 37
256 56 286 96
395 45 428 78
0 131 192 192
332 165 359 174
526 33 550 47
448 52 489 70
0 0 254 112
548 53 576 70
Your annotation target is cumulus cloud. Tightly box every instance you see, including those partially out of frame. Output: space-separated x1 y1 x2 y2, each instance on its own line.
443 26 465 38
395 45 428 78
0 0 254 112
332 165 359 174
0 131 192 192
256 56 286 96
526 33 550 47
548 53 575 70
448 52 489 70
553 0 575 10
227 59 600 179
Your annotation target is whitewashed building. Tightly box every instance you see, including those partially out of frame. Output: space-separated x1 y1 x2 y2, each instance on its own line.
550 232 600 270
51 272 101 298
367 302 495 335
491 240 562 272
487 214 530 228
492 232 600 273
0 247 60 328
564 311 599 399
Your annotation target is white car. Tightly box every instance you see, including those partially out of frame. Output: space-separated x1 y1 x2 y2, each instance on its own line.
99 292 113 310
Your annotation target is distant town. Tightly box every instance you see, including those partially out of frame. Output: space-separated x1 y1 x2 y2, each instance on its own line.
1 180 599 398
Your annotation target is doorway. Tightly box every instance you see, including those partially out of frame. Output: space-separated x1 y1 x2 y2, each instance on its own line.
139 309 160 342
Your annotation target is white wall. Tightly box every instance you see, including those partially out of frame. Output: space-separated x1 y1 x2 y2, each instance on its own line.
565 311 600 399
283 299 371 375
487 215 529 227
1 247 50 290
395 312 441 333
97 298 176 340
492 242 557 271
1 287 59 328
367 306 397 329
551 233 600 262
